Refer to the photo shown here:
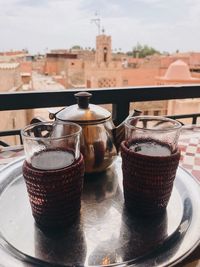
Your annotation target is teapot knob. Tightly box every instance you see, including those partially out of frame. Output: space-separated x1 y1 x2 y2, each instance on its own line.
75 92 92 109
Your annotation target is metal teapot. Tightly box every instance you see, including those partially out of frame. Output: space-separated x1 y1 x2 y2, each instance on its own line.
48 92 141 174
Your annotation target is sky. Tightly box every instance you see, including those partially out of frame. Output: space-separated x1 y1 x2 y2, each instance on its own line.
0 0 200 54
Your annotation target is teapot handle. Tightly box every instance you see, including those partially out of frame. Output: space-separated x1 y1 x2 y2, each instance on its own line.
29 107 66 124
48 107 65 119
113 109 142 152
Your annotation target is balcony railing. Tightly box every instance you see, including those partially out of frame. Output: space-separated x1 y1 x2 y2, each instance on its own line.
1 84 200 146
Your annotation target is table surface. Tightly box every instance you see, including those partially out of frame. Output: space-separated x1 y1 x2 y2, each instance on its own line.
0 125 200 267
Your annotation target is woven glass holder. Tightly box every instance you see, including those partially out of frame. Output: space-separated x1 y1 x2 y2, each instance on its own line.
121 141 181 216
23 154 84 229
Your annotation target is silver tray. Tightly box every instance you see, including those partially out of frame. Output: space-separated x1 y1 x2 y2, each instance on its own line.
0 157 200 267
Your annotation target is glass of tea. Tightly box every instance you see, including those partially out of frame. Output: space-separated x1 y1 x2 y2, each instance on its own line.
121 116 182 216
22 121 84 230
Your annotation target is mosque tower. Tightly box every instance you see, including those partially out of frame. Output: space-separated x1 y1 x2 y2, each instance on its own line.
95 29 112 65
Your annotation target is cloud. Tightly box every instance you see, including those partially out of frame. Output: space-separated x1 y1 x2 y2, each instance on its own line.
0 0 199 53
16 0 49 7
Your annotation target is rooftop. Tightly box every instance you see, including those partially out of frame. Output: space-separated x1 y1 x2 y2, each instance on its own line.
158 60 200 82
0 63 20 70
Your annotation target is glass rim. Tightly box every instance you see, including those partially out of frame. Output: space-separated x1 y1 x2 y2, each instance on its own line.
125 115 182 132
21 121 82 141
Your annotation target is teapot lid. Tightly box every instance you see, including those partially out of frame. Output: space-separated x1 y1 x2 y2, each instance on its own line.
56 92 111 123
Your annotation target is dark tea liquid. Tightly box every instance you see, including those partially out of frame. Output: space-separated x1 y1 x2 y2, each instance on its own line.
31 149 75 170
129 139 172 157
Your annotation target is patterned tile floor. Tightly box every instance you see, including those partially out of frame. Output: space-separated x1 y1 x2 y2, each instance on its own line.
179 125 200 182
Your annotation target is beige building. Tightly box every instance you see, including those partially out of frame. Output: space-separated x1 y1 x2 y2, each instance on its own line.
157 60 200 85
0 62 29 145
2 36 200 145
0 63 22 92
85 34 123 88
156 60 200 122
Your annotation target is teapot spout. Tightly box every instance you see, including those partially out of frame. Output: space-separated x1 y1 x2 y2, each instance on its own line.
113 109 142 152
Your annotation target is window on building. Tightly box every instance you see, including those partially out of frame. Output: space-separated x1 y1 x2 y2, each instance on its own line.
123 79 128 86
103 47 108 62
154 110 160 116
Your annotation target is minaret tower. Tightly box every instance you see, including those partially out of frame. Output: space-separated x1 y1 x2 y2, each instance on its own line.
95 29 112 65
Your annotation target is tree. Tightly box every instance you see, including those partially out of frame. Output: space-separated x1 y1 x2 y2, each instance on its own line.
131 43 161 58
71 45 82 50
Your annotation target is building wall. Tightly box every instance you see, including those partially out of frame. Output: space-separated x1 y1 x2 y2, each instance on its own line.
44 58 61 75
122 67 160 86
0 65 21 92
0 64 30 145
132 101 168 116
85 64 122 88
21 75 31 84
0 110 29 146
167 99 200 124
61 59 84 87
32 59 45 73
156 60 200 119
160 56 189 68
44 53 78 76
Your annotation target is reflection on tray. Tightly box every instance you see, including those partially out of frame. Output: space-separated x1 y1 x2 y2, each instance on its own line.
34 219 87 265
87 211 168 265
